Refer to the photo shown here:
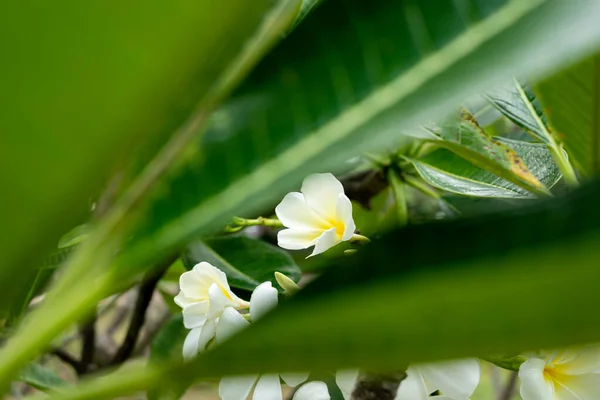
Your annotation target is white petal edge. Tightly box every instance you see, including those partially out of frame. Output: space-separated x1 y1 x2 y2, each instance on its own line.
336 193 356 241
250 282 278 322
418 358 480 398
216 307 250 343
196 318 216 353
220 375 259 400
275 192 328 231
280 372 309 388
182 327 202 361
253 374 283 400
559 344 600 375
293 381 331 400
519 358 554 400
336 370 359 400
309 227 340 257
301 173 344 219
277 228 321 250
394 368 429 400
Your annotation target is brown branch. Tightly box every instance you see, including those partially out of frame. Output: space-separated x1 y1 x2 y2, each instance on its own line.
109 255 175 366
50 348 83 374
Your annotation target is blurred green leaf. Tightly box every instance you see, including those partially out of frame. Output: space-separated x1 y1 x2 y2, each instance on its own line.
425 111 548 196
148 315 189 400
535 55 600 177
411 138 561 198
19 363 67 392
0 0 289 314
183 236 301 292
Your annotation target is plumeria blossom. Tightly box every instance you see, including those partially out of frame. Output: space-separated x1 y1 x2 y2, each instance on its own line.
217 282 309 400
275 173 356 257
335 359 480 400
174 262 249 360
519 345 600 400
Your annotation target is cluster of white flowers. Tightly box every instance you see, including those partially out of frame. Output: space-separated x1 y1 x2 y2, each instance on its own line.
174 173 600 399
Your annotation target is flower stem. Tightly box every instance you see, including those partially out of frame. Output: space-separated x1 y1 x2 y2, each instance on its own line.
387 170 408 226
403 174 440 199
226 216 283 232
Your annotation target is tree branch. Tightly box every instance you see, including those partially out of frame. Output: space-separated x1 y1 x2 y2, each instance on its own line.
50 348 83 374
109 255 175 366
351 371 406 400
499 371 518 400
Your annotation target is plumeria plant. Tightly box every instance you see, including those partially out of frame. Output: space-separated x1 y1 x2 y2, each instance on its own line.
5 1 600 400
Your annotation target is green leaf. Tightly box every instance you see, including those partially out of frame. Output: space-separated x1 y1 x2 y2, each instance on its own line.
411 138 561 198
535 55 600 177
148 314 189 400
424 110 549 196
121 0 600 272
485 79 579 185
486 80 552 144
19 363 68 392
0 0 293 314
183 236 302 292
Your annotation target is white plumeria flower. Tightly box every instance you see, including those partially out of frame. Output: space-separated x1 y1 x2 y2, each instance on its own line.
217 282 310 400
275 173 356 257
335 359 480 400
519 345 600 400
174 262 249 360
292 381 331 400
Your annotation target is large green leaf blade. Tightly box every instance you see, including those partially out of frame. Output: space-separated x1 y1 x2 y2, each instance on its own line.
535 55 600 177
122 0 600 272
0 0 288 314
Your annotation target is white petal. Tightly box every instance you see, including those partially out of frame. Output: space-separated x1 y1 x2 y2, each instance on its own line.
280 372 309 387
309 227 340 257
250 282 278 322
418 358 480 398
182 327 203 361
253 374 283 400
394 368 428 400
196 318 216 353
220 375 259 400
208 283 236 318
559 345 600 375
336 194 355 241
181 302 208 329
277 228 321 250
519 358 554 400
554 372 600 399
293 381 331 400
275 192 329 231
179 262 224 301
174 291 193 308
336 370 359 400
216 307 250 343
301 173 344 219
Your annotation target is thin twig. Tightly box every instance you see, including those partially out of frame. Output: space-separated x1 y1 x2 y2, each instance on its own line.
499 371 518 400
50 348 83 374
78 315 96 375
109 255 175 366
